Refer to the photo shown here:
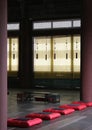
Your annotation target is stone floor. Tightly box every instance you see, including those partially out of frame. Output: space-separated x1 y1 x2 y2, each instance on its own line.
8 88 92 130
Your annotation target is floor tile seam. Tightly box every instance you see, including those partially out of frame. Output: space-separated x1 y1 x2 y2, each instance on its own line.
36 115 86 130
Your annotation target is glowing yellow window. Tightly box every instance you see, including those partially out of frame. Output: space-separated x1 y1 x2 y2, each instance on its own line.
7 38 9 71
11 38 19 71
53 36 71 72
7 38 19 71
34 37 51 72
73 36 80 72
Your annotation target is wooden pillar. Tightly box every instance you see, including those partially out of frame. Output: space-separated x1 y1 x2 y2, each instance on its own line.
0 0 7 129
19 0 34 88
81 0 92 101
19 19 31 88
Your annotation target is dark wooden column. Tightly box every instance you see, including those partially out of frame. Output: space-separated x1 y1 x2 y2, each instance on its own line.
19 1 34 88
81 0 92 101
0 0 7 129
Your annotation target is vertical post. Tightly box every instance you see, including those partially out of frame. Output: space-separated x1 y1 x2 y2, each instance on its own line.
81 0 92 101
19 0 33 88
19 19 29 88
0 0 7 129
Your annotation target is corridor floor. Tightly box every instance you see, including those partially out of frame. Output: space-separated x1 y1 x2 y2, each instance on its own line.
8 89 92 130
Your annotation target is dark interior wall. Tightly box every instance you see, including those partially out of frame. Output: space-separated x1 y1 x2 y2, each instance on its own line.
7 0 81 89
27 0 81 20
8 0 81 22
34 78 80 89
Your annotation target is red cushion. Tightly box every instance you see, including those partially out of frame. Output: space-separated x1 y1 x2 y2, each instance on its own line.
43 107 75 115
72 101 92 107
59 104 87 110
7 117 42 127
25 112 61 120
